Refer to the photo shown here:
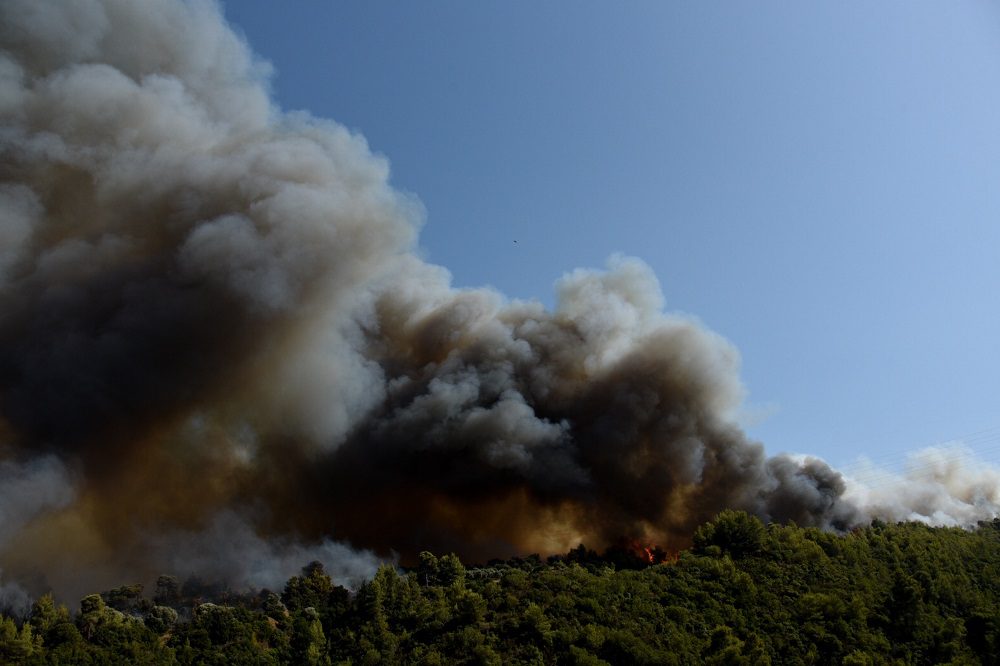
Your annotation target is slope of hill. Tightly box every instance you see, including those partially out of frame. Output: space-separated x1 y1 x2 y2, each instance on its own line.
3 512 1000 664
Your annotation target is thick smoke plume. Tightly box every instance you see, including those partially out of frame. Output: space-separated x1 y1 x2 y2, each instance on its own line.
0 0 995 601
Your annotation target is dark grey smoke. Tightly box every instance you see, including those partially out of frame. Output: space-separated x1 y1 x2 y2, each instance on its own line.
0 0 993 600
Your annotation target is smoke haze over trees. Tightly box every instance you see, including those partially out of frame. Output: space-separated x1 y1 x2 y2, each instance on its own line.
4 515 1000 664
1 0 999 603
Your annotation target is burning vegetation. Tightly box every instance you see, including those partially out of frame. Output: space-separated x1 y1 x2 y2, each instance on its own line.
4 515 1000 663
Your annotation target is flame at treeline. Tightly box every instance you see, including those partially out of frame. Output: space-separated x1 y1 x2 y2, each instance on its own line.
0 0 998 603
615 540 676 566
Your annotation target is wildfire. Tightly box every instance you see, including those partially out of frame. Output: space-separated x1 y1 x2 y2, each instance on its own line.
637 543 675 565
604 538 676 568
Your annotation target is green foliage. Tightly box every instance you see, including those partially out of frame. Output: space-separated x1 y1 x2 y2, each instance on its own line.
282 561 335 612
153 575 181 607
8 513 1000 663
104 583 146 613
144 604 179 634
0 614 40 662
693 509 766 558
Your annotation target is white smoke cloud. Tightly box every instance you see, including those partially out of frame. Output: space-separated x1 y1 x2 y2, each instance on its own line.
0 570 32 619
844 443 1000 526
150 511 383 592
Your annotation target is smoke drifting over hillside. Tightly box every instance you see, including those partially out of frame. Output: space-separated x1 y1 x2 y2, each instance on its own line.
1 0 997 600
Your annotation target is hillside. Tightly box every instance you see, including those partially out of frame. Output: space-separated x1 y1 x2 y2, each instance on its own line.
3 512 1000 664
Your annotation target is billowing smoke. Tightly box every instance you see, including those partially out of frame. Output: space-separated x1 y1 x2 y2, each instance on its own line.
0 0 995 601
0 572 32 619
843 444 1000 527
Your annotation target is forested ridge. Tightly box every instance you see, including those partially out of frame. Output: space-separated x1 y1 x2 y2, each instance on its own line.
4 512 1000 665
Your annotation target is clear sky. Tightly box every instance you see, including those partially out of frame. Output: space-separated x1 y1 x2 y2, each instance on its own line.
221 1 1000 470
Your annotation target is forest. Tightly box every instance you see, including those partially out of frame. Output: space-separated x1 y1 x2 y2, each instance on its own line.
3 511 1000 665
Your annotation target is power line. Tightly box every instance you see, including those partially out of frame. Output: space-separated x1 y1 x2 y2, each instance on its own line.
835 425 1000 489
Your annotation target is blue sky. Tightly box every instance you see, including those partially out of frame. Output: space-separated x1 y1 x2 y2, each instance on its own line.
222 1 1000 470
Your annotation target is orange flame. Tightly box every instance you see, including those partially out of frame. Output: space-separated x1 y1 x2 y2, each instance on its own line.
600 537 679 568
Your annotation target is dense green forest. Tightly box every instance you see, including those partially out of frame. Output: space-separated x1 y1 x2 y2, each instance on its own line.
4 512 1000 664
